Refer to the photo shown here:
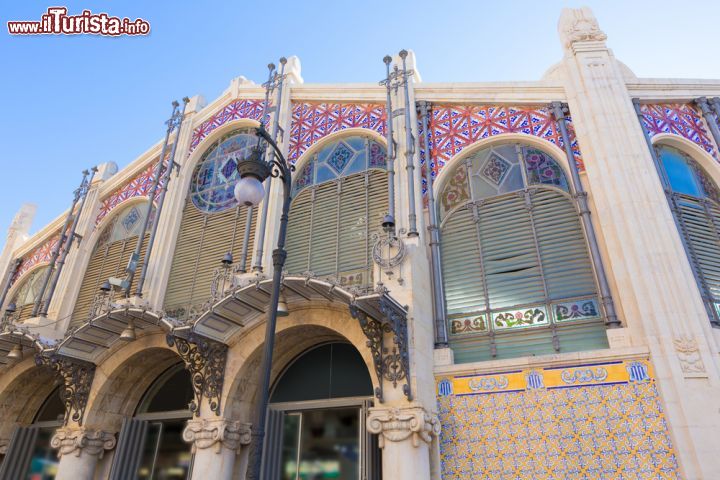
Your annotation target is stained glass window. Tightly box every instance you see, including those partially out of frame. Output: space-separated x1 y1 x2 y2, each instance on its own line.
11 266 49 307
439 145 568 218
190 129 258 213
439 143 605 362
658 145 720 326
292 136 387 195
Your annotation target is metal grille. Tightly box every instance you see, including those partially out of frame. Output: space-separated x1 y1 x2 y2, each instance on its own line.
285 170 388 290
441 186 606 362
163 198 257 322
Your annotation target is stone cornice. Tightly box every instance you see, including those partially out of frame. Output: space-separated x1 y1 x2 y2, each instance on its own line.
367 405 440 448
50 427 116 458
182 418 252 454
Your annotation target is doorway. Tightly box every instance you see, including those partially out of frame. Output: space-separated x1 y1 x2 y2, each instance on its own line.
262 342 381 480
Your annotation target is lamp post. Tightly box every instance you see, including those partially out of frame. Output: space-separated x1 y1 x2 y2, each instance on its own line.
234 123 293 480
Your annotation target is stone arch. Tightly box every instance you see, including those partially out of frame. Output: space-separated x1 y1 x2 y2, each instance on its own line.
82 332 183 431
0 357 57 440
221 303 377 422
433 132 573 199
652 132 720 188
291 127 388 173
4 262 50 310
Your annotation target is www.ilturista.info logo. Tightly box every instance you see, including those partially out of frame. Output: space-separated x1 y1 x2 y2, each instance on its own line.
7 7 150 36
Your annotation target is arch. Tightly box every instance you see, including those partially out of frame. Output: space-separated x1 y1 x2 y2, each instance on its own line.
652 133 720 188
83 333 183 431
292 127 388 175
5 263 50 315
433 133 573 200
221 304 378 422
0 358 57 441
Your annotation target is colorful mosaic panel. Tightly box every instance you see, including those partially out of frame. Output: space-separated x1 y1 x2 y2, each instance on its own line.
419 105 584 185
96 163 160 225
189 98 268 154
12 234 62 282
640 103 717 159
437 360 679 479
288 102 386 163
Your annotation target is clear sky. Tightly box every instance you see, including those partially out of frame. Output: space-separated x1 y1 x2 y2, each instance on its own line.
1 0 719 238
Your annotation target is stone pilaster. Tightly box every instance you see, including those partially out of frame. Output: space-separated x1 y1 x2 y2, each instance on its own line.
184 418 251 480
52 427 116 480
367 404 439 479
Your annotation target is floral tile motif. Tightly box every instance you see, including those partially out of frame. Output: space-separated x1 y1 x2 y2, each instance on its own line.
288 102 386 163
189 98 268 154
327 141 354 173
450 314 488 335
96 163 161 225
553 298 600 322
493 306 549 330
640 103 717 159
438 360 680 480
418 105 584 191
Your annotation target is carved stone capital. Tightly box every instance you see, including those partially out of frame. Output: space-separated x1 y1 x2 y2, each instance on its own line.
0 438 9 455
50 427 116 459
182 418 252 454
558 7 607 49
366 405 440 448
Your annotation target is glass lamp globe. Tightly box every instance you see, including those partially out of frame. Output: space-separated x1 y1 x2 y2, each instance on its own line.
234 177 265 207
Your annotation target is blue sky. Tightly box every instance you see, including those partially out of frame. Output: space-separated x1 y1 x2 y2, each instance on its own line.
1 0 719 236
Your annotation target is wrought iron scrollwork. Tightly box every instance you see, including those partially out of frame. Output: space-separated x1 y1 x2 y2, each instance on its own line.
349 297 412 403
166 333 228 416
35 354 95 426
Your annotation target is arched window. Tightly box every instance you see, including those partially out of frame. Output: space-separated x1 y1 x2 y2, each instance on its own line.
71 202 153 327
8 266 49 322
439 144 607 363
658 145 720 326
284 136 388 289
164 129 258 322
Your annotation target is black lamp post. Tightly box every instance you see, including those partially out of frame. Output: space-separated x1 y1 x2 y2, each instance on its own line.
234 124 293 479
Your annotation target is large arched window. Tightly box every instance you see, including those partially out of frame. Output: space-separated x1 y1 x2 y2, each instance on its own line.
7 266 49 322
71 202 153 327
164 129 258 322
658 145 720 326
284 135 388 289
439 144 607 363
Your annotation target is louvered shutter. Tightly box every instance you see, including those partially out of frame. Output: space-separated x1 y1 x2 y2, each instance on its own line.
109 417 148 480
674 194 720 309
70 235 149 328
163 199 256 319
309 181 340 276
0 426 38 480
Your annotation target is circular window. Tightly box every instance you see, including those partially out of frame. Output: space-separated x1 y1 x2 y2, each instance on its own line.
190 130 257 213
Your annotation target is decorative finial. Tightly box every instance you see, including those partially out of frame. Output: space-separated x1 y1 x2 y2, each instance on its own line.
172 100 179 108
279 57 287 65
383 55 392 65
182 97 190 104
268 63 276 71
399 49 408 59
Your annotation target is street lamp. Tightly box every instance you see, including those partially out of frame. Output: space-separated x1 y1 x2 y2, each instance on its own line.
234 123 293 479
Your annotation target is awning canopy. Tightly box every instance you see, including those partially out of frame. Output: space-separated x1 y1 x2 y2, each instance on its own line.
0 327 51 366
53 308 177 363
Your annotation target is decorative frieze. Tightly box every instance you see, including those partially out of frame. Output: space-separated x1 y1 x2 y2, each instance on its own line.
182 418 252 454
50 427 116 458
366 405 440 449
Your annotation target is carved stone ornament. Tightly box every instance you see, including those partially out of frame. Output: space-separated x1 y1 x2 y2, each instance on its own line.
558 7 607 48
673 336 706 374
0 438 9 455
50 427 116 458
35 354 95 426
366 405 440 448
166 333 228 416
182 418 252 454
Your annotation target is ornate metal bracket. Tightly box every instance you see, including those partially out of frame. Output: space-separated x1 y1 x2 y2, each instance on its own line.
349 296 412 403
35 354 95 426
166 333 228 417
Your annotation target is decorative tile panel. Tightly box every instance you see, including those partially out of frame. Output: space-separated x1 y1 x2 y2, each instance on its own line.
12 234 62 282
189 98 268 154
438 360 680 479
418 105 584 187
450 314 488 335
288 102 386 163
96 163 159 225
640 103 717 159
493 305 549 330
553 298 600 322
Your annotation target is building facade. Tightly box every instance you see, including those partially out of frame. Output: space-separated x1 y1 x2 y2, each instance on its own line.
0 7 719 480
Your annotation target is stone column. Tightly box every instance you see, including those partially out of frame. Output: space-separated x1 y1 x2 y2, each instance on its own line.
556 7 720 479
367 404 439 480
51 426 116 480
184 417 252 480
